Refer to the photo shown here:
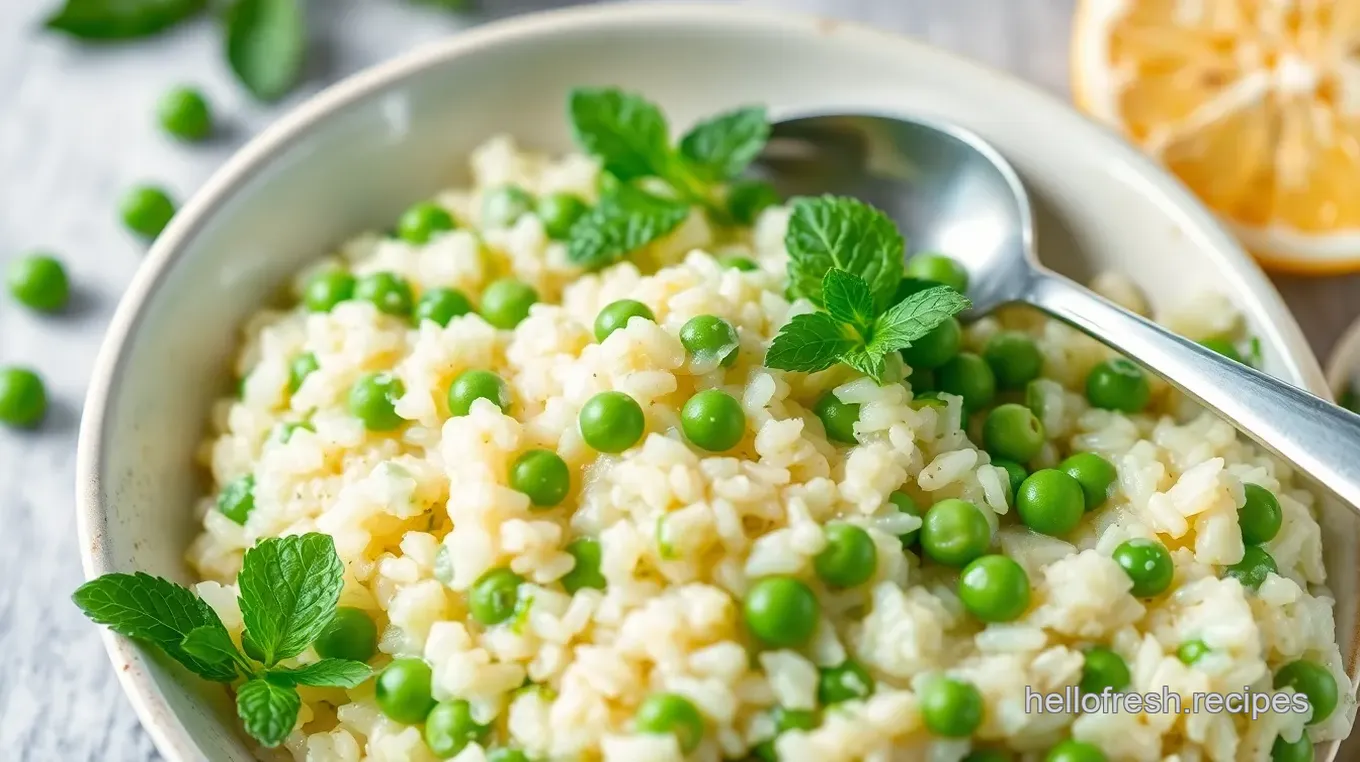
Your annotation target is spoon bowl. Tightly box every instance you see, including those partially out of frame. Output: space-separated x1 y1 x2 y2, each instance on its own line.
758 111 1360 515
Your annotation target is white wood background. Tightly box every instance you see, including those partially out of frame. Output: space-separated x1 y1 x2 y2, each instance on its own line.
1 1 1354 759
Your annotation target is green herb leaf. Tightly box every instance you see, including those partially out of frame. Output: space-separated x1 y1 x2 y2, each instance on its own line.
237 533 344 666
764 312 858 374
72 572 238 682
568 88 672 182
45 0 206 40
841 347 886 381
224 0 305 102
266 659 372 689
866 285 972 355
786 195 904 310
566 185 690 269
822 269 875 336
180 626 247 675
236 677 301 747
678 106 770 183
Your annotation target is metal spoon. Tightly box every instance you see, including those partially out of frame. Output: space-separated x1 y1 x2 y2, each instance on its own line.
756 112 1360 512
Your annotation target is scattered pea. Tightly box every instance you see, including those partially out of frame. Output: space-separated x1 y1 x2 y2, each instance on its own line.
920 499 991 567
480 278 538 329
487 750 532 762
348 373 406 431
482 185 535 228
578 391 646 453
1059 452 1117 511
415 288 473 327
680 315 739 368
635 693 705 754
594 299 655 341
157 86 213 141
313 607 377 662
958 554 1030 622
274 420 313 443
905 253 969 293
963 750 1013 762
983 331 1043 389
727 179 780 226
1045 740 1107 762
814 523 878 588
992 459 1028 503
469 567 523 626
1177 639 1209 665
303 269 356 312
982 403 1045 463
743 576 819 648
1225 545 1278 591
719 254 760 272
398 202 456 243
447 370 510 416
1200 337 1244 364
813 390 860 445
354 272 414 317
1080 647 1130 694
288 352 318 394
1085 358 1150 413
536 192 588 240
6 253 69 312
937 352 996 413
0 367 47 428
918 676 984 737
818 660 874 704
901 317 963 370
374 657 436 724
561 538 606 593
1239 483 1282 545
889 490 921 547
1111 538 1174 597
681 389 747 452
753 707 818 762
509 449 571 508
424 699 487 758
1015 469 1085 536
216 474 255 525
1275 660 1338 724
1270 734 1313 762
120 185 176 238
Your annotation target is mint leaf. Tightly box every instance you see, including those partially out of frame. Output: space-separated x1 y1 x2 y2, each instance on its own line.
237 533 344 666
45 0 206 40
568 88 672 181
181 626 247 675
841 348 886 381
566 185 690 269
822 269 875 336
786 195 904 310
267 659 371 689
764 312 857 374
867 285 972 355
72 573 237 682
678 106 769 182
225 0 306 102
236 677 301 747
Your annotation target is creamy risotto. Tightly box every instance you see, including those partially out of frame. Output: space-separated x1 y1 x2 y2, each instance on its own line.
180 101 1352 762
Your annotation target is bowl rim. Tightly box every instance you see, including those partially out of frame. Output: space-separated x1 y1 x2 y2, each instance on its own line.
73 3 1332 760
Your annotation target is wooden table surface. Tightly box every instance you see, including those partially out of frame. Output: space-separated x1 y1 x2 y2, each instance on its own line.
1 0 1354 759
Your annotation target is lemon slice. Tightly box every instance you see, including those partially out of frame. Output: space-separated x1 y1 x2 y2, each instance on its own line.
1073 0 1360 273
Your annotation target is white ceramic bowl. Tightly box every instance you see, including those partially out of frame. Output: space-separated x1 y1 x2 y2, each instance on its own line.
76 4 1358 760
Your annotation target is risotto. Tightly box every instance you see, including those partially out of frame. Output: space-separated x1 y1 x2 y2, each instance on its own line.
177 96 1353 762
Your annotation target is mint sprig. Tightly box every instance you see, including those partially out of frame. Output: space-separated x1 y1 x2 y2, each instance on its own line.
72 533 370 748
765 195 971 383
565 88 772 268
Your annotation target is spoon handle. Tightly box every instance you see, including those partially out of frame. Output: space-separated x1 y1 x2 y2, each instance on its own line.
1024 269 1360 511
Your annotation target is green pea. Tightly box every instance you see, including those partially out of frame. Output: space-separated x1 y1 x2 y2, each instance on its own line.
6 253 69 312
1200 337 1244 364
905 253 969 293
743 576 819 648
374 658 436 724
288 352 318 394
510 449 571 508
681 389 747 452
1239 483 1283 545
1177 639 1209 665
483 185 535 228
937 353 996 414
1080 647 1130 694
984 331 1043 389
753 707 818 762
907 365 936 394
1085 358 1150 413
634 693 705 754
1271 734 1313 762
157 86 213 141
963 750 1013 762
818 660 874 704
480 278 538 329
397 202 456 244
719 254 760 272
120 185 176 238
274 420 314 443
415 288 473 327
354 272 414 317
0 367 47 428
348 372 406 431
594 299 655 341
920 499 991 567
726 179 780 226
1111 538 1174 597
487 750 532 762
313 607 377 662
1045 740 1107 762
424 699 487 758
1275 660 1338 724
1015 469 1085 536
536 192 588 240
901 317 963 370
889 490 922 547
918 676 983 737
216 474 255 525
447 369 510 416
982 403 1045 463
303 269 356 312
958 554 1030 622
1059 453 1117 511
579 391 646 454
561 537 606 593
680 315 740 368
814 523 878 588
1225 545 1278 591
813 391 860 445
993 459 1028 503
469 567 523 626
